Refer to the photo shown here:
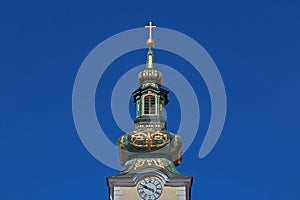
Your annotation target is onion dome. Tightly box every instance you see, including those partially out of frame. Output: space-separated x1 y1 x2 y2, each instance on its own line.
138 48 163 86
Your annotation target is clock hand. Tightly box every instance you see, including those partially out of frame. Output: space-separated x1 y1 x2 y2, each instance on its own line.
141 184 155 193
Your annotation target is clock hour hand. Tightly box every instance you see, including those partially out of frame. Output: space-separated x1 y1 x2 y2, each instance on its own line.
141 184 155 193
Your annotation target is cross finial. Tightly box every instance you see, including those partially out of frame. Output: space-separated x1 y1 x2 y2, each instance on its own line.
145 21 156 39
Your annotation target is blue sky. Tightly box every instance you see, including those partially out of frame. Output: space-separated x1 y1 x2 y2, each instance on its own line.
0 0 300 199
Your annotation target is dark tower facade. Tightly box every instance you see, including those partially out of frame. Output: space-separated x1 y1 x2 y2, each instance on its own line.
107 22 192 200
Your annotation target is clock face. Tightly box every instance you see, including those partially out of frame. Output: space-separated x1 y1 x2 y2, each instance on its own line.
137 177 163 200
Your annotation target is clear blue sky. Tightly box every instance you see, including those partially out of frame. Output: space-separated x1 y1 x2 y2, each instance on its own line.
0 0 300 199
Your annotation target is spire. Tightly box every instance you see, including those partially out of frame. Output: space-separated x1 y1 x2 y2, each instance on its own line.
138 21 162 86
145 21 156 68
146 48 154 68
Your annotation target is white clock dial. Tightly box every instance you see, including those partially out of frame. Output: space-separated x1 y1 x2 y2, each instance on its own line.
137 177 163 200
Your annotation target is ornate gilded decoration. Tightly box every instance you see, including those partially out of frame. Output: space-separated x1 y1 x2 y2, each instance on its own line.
146 159 152 165
170 135 179 153
134 159 145 170
155 158 165 168
120 135 128 151
143 83 158 88
129 131 169 150
133 158 166 171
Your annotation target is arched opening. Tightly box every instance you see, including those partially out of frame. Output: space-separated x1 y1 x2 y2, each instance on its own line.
144 95 156 115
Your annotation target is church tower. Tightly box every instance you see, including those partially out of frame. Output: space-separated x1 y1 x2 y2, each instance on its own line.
107 22 193 200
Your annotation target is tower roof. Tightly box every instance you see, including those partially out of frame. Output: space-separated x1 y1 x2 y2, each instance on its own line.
117 22 183 170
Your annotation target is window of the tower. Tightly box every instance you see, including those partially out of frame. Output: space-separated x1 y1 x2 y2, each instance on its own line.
144 95 156 115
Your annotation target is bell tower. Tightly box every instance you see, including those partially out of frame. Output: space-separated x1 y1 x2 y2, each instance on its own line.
107 22 193 200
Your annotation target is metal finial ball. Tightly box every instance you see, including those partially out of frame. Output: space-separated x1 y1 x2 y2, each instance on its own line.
146 38 155 47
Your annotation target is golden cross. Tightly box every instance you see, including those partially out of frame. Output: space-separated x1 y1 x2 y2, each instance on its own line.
145 21 156 39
